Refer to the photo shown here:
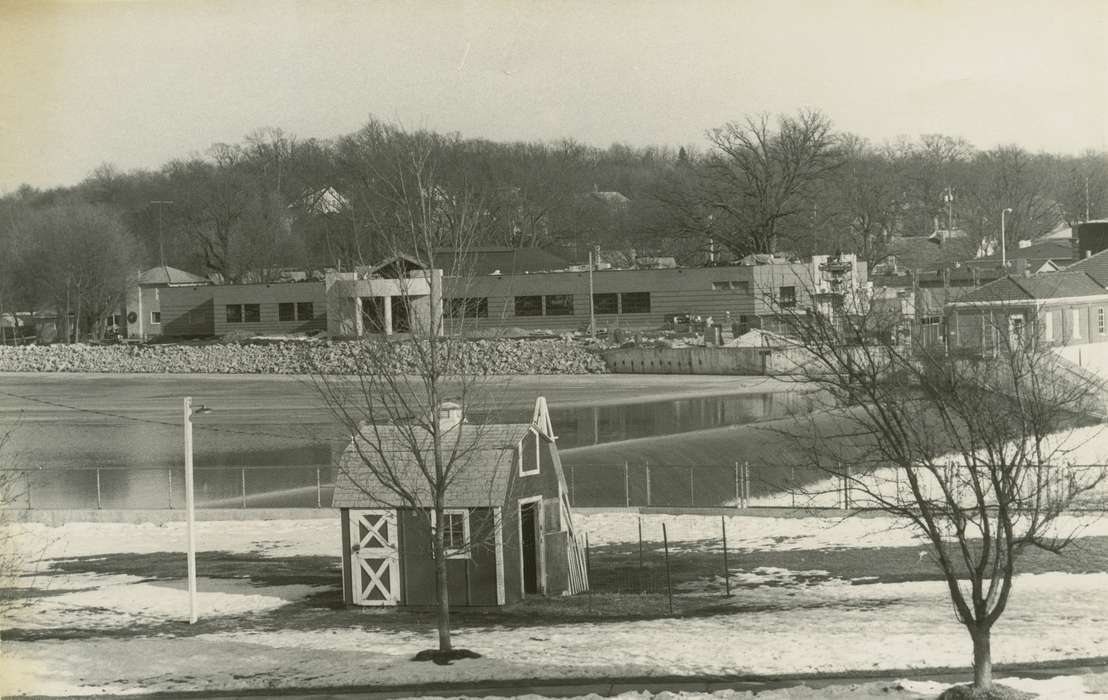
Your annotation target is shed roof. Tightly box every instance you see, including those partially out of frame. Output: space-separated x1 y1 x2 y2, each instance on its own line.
332 421 534 509
956 272 1106 304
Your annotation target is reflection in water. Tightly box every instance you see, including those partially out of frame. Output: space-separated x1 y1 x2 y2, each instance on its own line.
14 390 821 509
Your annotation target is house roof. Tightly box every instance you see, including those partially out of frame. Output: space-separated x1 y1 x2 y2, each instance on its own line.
138 266 209 286
332 421 534 509
967 239 1075 267
955 272 1107 304
434 247 571 276
884 235 978 273
1065 247 1108 286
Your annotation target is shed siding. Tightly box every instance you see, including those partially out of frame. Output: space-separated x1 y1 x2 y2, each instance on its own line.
396 507 499 607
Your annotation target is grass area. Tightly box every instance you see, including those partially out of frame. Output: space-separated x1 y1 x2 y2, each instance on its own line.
8 535 1108 644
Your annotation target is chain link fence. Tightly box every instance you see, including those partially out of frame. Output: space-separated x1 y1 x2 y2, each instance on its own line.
4 462 1108 511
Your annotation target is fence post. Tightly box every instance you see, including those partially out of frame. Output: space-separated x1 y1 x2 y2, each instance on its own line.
241 468 247 509
168 468 173 509
721 515 730 597
316 466 322 508
623 461 630 508
585 532 593 612
743 462 751 508
734 461 741 509
645 461 652 507
96 467 102 510
637 515 644 593
790 466 796 508
845 464 853 509
689 466 695 506
662 522 673 615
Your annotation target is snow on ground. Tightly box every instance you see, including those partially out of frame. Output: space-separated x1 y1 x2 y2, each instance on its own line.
4 514 1108 696
6 575 327 630
574 511 1108 550
7 516 342 563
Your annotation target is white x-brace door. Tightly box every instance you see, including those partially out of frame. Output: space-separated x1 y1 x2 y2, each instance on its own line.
349 509 400 606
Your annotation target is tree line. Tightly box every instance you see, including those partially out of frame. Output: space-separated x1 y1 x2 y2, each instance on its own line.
1 112 1106 339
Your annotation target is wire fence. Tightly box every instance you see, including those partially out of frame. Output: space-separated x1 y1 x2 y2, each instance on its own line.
4 462 1108 512
1 465 334 510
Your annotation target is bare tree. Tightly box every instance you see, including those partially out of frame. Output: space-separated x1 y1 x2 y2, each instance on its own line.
310 123 508 661
700 109 842 256
6 200 137 341
764 277 1106 693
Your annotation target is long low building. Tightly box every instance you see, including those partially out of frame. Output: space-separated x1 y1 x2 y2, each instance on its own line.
143 252 867 339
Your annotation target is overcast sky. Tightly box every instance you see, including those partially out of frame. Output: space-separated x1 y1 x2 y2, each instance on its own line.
2 0 1106 192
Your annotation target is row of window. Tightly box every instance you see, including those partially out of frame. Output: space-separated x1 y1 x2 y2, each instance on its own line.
447 293 654 319
224 302 315 324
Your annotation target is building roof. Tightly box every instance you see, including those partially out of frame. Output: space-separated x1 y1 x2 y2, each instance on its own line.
884 235 978 274
955 272 1107 304
967 239 1075 267
138 266 209 286
332 421 534 508
1065 247 1108 286
433 247 571 276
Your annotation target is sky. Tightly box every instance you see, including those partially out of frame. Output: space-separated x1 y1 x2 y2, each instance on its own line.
1 0 1106 192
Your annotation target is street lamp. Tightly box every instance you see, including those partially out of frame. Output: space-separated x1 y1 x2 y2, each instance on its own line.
183 397 212 624
1001 207 1013 270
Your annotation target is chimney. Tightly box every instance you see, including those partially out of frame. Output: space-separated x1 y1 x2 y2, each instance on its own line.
437 401 464 433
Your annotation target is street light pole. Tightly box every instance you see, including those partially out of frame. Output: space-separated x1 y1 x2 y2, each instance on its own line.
1001 207 1013 270
183 396 211 624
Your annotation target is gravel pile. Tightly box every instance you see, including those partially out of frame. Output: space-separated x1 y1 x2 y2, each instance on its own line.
0 339 608 375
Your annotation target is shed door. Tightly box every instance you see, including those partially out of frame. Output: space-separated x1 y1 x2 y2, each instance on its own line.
349 509 400 606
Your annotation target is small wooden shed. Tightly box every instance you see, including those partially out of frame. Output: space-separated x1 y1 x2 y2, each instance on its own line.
332 397 589 607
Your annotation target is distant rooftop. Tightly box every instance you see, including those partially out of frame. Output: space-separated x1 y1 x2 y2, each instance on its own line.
138 266 209 286
434 247 572 276
955 271 1107 304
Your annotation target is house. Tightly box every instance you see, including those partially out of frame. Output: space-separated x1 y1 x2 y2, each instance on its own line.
332 398 589 607
124 266 210 340
945 271 1108 354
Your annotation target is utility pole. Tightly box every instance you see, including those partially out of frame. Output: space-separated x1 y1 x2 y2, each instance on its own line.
1001 207 1013 269
943 187 955 240
588 246 597 338
1086 175 1091 222
151 200 174 270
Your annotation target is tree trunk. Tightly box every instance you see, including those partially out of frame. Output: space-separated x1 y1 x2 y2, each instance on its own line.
971 624 993 689
433 508 453 652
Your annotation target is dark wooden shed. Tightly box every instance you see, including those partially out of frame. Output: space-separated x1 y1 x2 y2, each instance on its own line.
332 397 589 607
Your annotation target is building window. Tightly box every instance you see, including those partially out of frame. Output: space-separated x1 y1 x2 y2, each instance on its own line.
1098 308 1105 335
150 311 161 325
226 304 261 323
514 296 543 317
593 293 619 315
279 302 314 322
544 294 574 316
519 430 540 476
620 292 651 314
448 297 489 318
1072 308 1082 340
779 286 797 309
712 281 751 293
433 510 470 559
